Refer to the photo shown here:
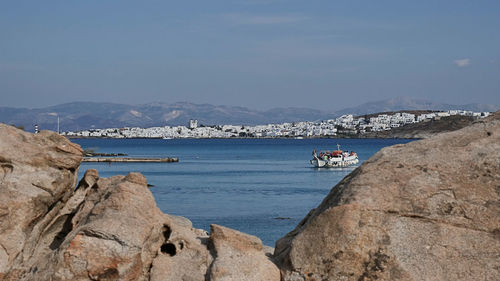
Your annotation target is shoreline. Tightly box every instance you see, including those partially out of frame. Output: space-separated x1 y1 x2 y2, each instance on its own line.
68 135 421 140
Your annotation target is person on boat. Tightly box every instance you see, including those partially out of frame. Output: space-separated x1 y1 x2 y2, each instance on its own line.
312 149 317 159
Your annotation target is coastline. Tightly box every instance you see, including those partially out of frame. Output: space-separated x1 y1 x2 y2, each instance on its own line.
67 134 421 140
62 112 481 141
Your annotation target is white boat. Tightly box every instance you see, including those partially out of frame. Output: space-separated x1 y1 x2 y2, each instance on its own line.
310 144 359 168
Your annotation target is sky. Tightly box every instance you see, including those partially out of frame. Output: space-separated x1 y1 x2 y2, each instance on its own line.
1 0 499 110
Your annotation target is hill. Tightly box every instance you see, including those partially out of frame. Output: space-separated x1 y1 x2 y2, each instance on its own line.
0 98 497 132
336 97 497 116
360 115 478 138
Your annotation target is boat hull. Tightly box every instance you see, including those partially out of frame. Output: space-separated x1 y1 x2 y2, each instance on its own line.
310 156 359 168
310 159 327 167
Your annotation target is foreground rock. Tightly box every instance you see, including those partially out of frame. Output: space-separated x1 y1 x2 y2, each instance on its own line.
0 124 82 279
274 113 500 280
5 109 498 281
0 125 279 280
209 224 280 281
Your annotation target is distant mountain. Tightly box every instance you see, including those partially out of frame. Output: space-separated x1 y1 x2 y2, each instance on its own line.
334 97 498 117
0 102 335 132
0 98 497 132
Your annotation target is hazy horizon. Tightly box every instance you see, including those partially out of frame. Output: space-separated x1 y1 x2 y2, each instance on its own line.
1 1 499 110
0 96 498 112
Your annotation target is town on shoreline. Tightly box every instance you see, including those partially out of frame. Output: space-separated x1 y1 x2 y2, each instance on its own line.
62 110 491 139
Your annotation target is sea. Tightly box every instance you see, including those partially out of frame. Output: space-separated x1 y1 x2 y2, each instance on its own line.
72 138 413 246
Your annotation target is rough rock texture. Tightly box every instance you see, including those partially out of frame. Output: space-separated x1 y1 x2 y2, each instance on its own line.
209 224 280 281
0 124 278 281
0 124 82 279
274 113 500 280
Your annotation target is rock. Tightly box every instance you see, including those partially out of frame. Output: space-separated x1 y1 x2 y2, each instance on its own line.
0 125 82 279
78 169 99 189
148 214 212 281
50 173 167 280
6 168 212 281
0 124 280 281
4 111 497 280
274 112 500 280
209 224 280 281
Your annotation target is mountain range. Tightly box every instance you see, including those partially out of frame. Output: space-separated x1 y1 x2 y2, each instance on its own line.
1 97 497 132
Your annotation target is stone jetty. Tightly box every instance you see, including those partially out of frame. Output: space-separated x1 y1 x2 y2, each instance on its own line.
82 157 179 163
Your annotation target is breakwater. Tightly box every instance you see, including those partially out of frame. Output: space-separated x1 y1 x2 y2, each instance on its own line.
82 157 179 163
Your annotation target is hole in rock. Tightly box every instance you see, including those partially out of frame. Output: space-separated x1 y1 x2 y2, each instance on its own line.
163 225 172 240
160 225 176 256
161 243 177 256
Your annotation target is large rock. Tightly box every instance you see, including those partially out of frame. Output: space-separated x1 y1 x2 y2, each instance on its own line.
0 125 279 281
32 170 216 281
209 224 280 281
274 113 500 280
0 125 82 279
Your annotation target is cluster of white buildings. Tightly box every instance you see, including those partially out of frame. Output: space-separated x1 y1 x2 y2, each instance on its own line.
62 110 491 139
345 110 490 134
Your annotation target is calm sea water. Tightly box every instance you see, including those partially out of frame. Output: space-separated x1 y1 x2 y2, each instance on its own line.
72 138 413 246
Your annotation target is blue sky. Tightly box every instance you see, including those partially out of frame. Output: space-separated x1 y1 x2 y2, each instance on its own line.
1 0 499 110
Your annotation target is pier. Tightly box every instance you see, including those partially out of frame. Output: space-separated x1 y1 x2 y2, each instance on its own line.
82 157 179 163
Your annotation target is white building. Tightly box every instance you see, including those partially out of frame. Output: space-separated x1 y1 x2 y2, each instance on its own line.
189 119 198 129
63 109 491 139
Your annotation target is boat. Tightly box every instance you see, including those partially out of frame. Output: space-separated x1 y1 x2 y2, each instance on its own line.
310 144 359 168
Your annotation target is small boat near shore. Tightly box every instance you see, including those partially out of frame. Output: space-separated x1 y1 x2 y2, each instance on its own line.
310 144 359 168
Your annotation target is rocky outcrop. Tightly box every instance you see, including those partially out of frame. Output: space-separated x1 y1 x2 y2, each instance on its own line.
209 224 280 281
0 124 278 280
274 113 500 280
3 110 499 281
0 124 82 279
